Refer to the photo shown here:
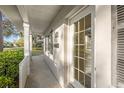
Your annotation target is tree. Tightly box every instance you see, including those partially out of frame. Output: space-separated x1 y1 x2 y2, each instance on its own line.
3 41 14 48
0 11 3 51
1 13 23 50
2 18 17 38
15 38 24 47
14 31 24 47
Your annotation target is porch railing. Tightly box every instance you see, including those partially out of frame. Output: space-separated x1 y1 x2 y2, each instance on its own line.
19 56 30 88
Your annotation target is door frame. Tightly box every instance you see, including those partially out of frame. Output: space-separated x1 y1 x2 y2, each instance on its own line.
67 5 95 88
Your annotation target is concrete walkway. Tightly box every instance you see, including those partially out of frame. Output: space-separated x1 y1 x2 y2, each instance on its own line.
25 55 61 88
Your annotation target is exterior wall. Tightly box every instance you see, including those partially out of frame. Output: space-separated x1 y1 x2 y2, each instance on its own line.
44 23 66 87
44 6 77 87
95 5 112 87
44 5 113 88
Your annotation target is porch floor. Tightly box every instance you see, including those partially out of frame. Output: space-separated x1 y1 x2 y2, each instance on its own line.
25 55 61 88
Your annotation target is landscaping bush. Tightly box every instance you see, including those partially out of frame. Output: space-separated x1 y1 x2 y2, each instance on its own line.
0 76 15 88
0 49 24 88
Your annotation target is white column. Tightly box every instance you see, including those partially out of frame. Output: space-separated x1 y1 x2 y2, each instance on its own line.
23 23 30 56
43 37 45 54
95 5 112 88
19 23 30 88
23 22 30 75
29 32 32 58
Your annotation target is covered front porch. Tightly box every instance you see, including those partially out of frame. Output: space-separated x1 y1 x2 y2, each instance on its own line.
0 5 76 88
0 5 114 88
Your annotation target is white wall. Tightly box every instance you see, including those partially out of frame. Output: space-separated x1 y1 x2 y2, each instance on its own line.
95 5 112 87
44 24 65 87
44 5 113 88
44 6 77 87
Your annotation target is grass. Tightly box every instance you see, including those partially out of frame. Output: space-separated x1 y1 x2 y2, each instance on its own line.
32 47 42 56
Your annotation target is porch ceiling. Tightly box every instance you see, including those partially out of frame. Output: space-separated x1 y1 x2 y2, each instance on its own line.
0 5 23 32
0 5 63 34
17 5 63 34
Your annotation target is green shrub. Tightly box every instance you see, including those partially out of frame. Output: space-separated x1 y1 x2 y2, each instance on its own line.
0 61 5 76
0 48 24 88
0 76 15 88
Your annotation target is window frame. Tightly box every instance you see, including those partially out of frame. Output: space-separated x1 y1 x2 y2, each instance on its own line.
67 6 95 88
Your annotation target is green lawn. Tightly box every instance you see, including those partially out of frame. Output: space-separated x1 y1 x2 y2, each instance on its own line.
32 47 42 56
3 47 24 51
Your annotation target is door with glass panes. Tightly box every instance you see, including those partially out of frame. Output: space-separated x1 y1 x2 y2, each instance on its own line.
69 6 94 88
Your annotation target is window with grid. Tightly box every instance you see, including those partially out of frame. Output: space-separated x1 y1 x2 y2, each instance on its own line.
48 32 53 54
73 14 92 88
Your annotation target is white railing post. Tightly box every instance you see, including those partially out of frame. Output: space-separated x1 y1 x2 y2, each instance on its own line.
23 22 30 75
29 31 32 59
43 36 45 54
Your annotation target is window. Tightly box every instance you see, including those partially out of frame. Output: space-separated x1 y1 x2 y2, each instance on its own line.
73 14 92 88
45 37 48 52
48 32 53 54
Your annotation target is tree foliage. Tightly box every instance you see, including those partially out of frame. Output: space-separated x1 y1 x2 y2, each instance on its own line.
2 19 17 38
15 38 24 47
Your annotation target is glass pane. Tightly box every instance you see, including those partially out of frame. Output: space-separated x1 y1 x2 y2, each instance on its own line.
79 32 85 44
85 51 91 59
74 22 78 32
79 18 84 31
79 71 85 85
79 45 85 58
74 57 78 68
85 14 91 30
74 45 78 56
85 75 91 88
85 30 91 49
74 68 78 80
85 58 91 76
85 33 91 76
74 33 78 44
79 58 85 72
